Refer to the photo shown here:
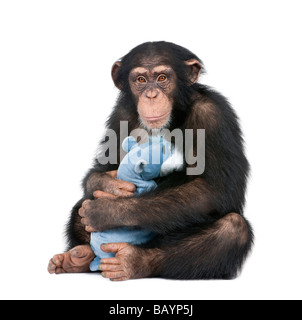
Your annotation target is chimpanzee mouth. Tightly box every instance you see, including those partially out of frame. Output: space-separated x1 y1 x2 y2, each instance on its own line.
141 111 171 122
139 115 172 132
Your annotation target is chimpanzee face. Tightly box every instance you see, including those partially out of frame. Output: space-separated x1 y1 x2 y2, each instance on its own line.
111 51 201 131
128 61 177 130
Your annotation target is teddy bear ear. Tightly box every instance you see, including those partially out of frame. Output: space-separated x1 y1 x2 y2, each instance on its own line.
134 159 148 174
122 136 137 152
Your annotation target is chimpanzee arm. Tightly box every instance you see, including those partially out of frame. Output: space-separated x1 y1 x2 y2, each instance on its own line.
112 177 218 233
82 161 138 199
82 161 119 198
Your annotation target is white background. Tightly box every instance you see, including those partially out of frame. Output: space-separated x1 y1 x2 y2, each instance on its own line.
0 0 301 300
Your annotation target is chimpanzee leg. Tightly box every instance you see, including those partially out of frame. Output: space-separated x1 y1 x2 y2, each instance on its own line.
99 212 254 281
48 199 95 275
65 198 91 250
153 213 254 280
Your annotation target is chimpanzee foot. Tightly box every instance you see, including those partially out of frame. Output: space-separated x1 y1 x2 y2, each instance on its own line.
48 245 95 274
98 243 160 281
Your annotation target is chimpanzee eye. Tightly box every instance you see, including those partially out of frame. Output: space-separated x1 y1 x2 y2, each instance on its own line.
157 74 167 82
137 76 147 83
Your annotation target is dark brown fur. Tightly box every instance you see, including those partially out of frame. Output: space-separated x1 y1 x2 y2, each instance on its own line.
65 41 253 279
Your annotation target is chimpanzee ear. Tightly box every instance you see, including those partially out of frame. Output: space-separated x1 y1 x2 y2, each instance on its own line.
185 59 202 84
111 61 123 90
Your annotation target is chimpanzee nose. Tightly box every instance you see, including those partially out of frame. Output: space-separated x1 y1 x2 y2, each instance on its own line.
146 88 159 99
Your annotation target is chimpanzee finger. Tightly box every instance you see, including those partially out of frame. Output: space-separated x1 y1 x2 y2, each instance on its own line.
81 219 96 232
110 277 128 282
85 226 97 233
116 179 136 192
82 199 92 208
106 170 118 179
100 243 127 254
78 207 84 217
100 257 120 265
98 263 123 272
101 271 126 280
114 188 135 197
93 190 117 199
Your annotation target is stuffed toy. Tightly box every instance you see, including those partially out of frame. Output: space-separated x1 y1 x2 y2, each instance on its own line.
90 135 182 271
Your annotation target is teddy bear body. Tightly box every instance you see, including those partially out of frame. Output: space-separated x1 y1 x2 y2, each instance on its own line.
90 135 179 271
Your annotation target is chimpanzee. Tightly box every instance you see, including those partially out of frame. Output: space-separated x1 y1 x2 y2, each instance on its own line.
48 41 253 280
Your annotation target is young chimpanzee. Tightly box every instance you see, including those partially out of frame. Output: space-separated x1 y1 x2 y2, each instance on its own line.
48 41 253 280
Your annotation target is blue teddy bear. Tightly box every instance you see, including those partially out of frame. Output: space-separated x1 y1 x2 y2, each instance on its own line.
89 135 178 272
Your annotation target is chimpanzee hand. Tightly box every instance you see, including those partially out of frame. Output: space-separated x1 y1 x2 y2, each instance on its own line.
98 243 158 281
78 198 124 232
81 171 137 232
87 170 136 198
